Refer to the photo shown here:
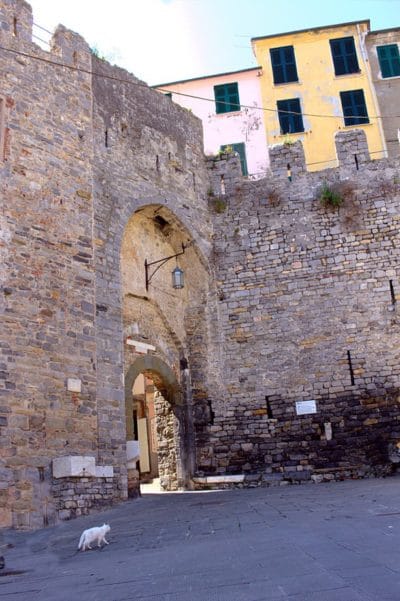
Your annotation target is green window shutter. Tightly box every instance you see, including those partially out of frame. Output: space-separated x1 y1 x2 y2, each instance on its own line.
377 44 400 78
214 85 227 114
270 46 298 84
220 143 248 176
227 83 240 111
276 98 304 134
214 83 240 114
330 37 359 75
340 89 369 126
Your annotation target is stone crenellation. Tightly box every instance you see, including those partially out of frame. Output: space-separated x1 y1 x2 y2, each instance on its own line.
1 0 400 528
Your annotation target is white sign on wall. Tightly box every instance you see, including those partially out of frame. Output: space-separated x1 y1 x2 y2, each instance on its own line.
295 400 317 415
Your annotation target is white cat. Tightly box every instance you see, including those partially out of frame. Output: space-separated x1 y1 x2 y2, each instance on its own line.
78 523 111 551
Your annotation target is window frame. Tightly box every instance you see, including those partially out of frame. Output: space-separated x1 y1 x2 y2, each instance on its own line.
276 98 304 134
377 44 400 78
329 36 360 76
214 82 241 114
220 142 248 176
340 89 369 127
270 45 299 85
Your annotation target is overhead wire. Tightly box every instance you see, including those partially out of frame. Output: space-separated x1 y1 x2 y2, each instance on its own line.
32 22 54 35
0 37 397 177
1 42 400 122
32 34 50 46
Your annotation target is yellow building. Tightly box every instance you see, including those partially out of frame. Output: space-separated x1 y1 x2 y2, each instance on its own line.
252 20 387 170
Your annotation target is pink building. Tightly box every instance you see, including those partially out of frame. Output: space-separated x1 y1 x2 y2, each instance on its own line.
154 67 269 178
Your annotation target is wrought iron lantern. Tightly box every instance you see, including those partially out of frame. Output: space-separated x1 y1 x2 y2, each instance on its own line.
144 243 186 291
171 265 184 289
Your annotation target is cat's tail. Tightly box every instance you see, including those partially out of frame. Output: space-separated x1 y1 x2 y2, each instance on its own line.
78 532 86 550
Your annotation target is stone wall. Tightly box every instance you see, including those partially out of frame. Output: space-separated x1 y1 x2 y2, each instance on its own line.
52 476 118 521
203 129 400 482
0 0 213 528
155 391 179 490
0 0 96 529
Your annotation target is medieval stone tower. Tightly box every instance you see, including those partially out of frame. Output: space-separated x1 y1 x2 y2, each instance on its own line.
1 0 400 529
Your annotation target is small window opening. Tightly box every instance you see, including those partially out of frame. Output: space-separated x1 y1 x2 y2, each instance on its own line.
180 357 188 370
389 280 396 305
207 399 215 425
38 466 45 482
220 174 226 195
347 350 355 386
105 129 109 147
192 172 196 190
265 396 274 419
354 154 359 170
156 154 160 172
287 163 292 182
72 51 78 66
13 17 17 37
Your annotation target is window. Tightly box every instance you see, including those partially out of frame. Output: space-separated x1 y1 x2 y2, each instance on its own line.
277 98 304 134
377 44 400 78
330 37 359 75
214 82 240 114
164 92 172 99
270 46 298 84
220 143 248 176
340 89 369 126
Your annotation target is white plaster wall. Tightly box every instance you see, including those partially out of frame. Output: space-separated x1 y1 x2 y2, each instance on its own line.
157 69 270 178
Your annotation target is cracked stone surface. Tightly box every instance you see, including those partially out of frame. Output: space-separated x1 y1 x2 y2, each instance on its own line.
1 476 400 600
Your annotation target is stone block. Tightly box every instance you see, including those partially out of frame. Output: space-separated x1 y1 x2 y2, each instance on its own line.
67 378 81 393
95 465 114 478
53 456 96 478
205 475 244 484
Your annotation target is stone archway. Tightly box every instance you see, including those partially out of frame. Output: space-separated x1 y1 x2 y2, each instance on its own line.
117 204 210 495
125 355 191 493
94 199 211 502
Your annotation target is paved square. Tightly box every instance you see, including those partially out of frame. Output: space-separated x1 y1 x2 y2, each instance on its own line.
1 476 400 600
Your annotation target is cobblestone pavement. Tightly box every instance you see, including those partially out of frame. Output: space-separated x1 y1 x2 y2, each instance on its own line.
1 476 400 600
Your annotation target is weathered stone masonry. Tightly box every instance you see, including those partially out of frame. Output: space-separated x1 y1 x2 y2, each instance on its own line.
0 0 214 528
1 1 98 528
1 0 400 529
201 132 400 484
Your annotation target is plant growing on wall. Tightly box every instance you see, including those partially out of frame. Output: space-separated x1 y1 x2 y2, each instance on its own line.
320 183 344 209
265 188 281 207
211 197 227 213
217 145 233 157
282 134 295 146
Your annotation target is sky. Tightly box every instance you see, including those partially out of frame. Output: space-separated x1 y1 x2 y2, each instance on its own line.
29 0 400 86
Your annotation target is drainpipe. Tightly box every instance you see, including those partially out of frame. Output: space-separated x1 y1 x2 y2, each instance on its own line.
357 24 388 159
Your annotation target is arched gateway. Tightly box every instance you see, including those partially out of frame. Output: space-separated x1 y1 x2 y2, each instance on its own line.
125 355 193 494
112 203 209 495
